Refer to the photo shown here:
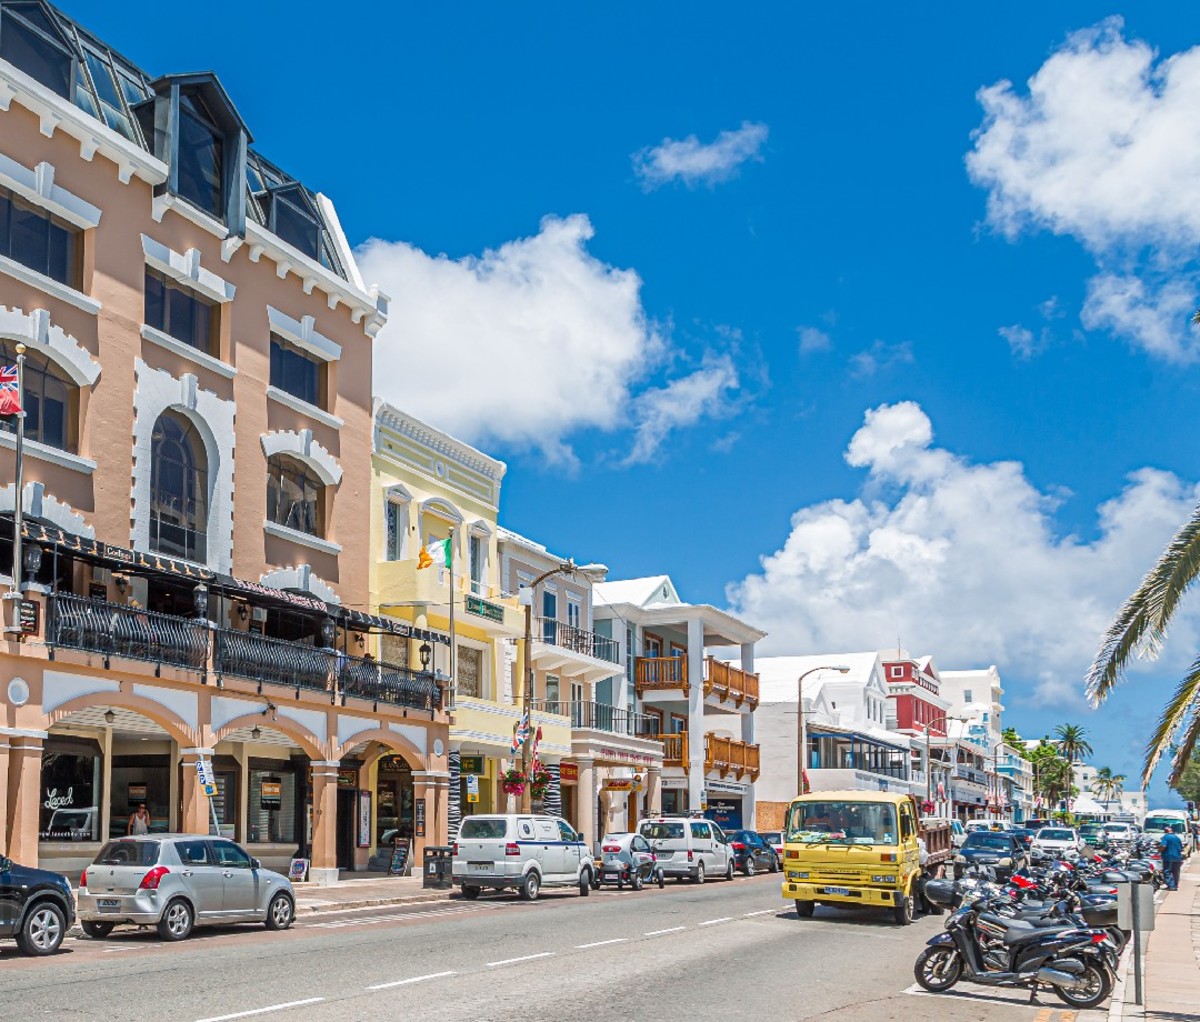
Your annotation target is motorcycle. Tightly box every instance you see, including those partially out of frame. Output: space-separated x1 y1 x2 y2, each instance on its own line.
913 894 1116 1009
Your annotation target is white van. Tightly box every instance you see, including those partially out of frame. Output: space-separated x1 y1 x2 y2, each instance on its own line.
1143 810 1194 856
452 814 593 901
637 817 735 883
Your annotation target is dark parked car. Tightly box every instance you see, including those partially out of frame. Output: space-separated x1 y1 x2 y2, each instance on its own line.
1009 827 1036 851
725 829 779 876
0 854 76 956
954 831 1027 880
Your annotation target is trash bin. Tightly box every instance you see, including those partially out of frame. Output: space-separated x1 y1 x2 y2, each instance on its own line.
423 845 454 890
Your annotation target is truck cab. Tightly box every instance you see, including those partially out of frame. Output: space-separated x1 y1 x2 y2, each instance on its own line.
780 790 950 926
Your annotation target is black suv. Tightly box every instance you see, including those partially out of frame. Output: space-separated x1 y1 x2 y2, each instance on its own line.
0 854 76 955
954 832 1027 881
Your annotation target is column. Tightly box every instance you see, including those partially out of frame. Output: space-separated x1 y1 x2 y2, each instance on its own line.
645 765 661 817
177 748 211 836
309 760 339 885
0 732 10 856
235 742 250 846
686 617 705 812
433 775 450 845
6 734 43 863
99 726 113 843
738 641 757 828
575 757 595 849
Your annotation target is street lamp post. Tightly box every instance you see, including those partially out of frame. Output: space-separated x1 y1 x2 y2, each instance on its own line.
796 665 850 797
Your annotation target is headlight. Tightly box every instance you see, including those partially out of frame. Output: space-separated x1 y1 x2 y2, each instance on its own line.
998 857 1012 867
954 855 966 863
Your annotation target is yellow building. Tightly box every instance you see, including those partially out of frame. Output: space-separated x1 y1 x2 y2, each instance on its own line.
370 402 571 843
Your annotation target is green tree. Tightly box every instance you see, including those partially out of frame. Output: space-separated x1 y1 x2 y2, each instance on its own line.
1053 723 1093 764
1002 726 1026 755
1086 498 1200 787
1030 740 1073 810
1173 747 1200 805
1091 766 1125 806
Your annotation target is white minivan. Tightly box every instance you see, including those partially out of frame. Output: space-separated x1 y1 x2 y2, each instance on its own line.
452 814 593 901
637 817 736 883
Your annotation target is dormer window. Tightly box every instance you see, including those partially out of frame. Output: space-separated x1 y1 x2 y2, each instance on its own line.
265 185 321 261
0 2 73 99
177 92 224 218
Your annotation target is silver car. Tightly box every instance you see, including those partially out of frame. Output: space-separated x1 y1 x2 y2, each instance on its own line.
77 834 295 941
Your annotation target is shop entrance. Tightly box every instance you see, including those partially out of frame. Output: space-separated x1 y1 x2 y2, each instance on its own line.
375 755 414 846
336 788 357 869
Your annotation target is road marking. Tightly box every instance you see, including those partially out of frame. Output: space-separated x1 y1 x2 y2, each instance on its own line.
644 927 685 936
699 917 733 926
487 952 555 967
1059 1013 1077 1022
194 999 326 1022
574 938 628 949
742 909 776 917
1032 1010 1053 1022
367 971 456 990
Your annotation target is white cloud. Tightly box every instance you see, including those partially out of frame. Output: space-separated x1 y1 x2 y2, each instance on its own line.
999 324 1036 358
727 401 1200 709
624 357 739 465
359 214 666 464
634 121 769 190
967 18 1200 362
797 325 832 355
849 340 914 378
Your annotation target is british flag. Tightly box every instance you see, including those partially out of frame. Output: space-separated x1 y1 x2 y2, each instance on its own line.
0 365 20 417
511 710 531 755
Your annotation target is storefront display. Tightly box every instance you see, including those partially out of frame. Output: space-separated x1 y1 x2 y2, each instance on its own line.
248 763 296 843
39 737 102 841
375 755 413 845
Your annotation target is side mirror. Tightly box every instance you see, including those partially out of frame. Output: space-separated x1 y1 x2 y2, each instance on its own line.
578 834 586 846
250 858 261 870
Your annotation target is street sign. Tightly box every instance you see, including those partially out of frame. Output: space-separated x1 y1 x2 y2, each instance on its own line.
466 774 480 804
202 783 217 798
195 759 214 786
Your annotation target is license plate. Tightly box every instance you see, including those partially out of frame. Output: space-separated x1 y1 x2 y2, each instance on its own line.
467 862 491 873
98 899 121 912
604 870 620 878
823 886 850 896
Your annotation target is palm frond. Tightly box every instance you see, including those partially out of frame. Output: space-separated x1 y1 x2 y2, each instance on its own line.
1141 653 1200 786
1166 704 1200 789
1088 499 1200 704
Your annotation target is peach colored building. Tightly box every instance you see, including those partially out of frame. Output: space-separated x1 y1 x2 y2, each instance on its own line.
0 1 447 884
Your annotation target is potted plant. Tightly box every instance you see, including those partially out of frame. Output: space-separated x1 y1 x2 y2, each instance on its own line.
501 768 526 797
529 769 553 800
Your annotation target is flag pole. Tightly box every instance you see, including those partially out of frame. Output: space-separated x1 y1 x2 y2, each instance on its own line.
10 344 25 594
447 529 456 711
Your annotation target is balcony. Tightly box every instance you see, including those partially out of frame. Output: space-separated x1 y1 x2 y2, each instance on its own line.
375 560 522 636
530 618 622 683
634 655 758 709
659 732 760 780
535 618 619 664
532 699 660 739
48 595 441 714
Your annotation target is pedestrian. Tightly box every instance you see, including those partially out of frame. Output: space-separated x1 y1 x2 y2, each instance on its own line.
128 803 150 836
1158 827 1184 891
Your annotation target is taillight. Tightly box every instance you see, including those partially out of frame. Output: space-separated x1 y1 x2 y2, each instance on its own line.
505 843 521 856
139 866 170 890
603 845 621 853
687 850 694 862
452 842 458 856
79 868 88 889
731 842 746 851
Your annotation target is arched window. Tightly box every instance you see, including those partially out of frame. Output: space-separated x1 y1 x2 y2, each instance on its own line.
0 339 75 451
150 411 208 562
266 454 323 538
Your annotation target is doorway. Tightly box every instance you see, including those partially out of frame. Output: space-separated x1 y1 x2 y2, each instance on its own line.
336 788 356 870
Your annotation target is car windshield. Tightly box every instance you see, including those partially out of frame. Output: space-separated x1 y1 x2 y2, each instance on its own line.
459 818 507 840
94 840 159 866
602 834 630 845
964 833 1011 850
641 822 685 840
760 832 781 843
784 801 897 846
1039 829 1074 841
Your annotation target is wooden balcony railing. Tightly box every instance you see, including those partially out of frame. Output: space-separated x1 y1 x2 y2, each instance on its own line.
661 732 688 769
635 656 688 692
704 734 761 781
634 654 759 708
703 656 759 708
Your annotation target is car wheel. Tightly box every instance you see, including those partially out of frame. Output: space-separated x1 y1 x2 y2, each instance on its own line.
519 872 540 902
725 858 735 882
462 885 481 900
694 861 706 884
265 892 294 931
156 898 194 941
632 871 644 891
657 869 665 889
16 902 66 956
795 900 815 918
579 870 591 896
769 854 780 874
744 859 755 877
82 920 115 940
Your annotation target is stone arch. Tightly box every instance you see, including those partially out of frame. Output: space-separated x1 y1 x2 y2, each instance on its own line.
258 564 339 604
333 727 425 770
0 304 101 386
260 429 342 486
211 713 324 760
46 690 197 747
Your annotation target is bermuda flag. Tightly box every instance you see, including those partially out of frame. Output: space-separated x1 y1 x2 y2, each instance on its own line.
511 710 531 755
0 366 20 416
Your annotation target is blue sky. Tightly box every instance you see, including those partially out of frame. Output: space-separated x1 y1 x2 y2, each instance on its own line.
69 2 1200 800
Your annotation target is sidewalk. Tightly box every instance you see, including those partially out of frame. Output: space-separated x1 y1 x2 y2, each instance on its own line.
291 874 453 915
1119 857 1200 1021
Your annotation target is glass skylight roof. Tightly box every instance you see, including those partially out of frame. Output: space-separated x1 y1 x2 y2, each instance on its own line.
0 0 347 281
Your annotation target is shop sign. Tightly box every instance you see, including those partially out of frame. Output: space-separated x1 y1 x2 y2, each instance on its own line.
660 777 687 790
706 779 747 795
337 769 358 788
705 799 742 831
357 790 371 848
465 595 505 623
466 774 480 804
559 763 578 784
604 778 635 792
127 783 148 804
415 797 426 838
289 858 309 882
460 755 484 775
260 778 282 810
599 747 656 765
18 599 38 635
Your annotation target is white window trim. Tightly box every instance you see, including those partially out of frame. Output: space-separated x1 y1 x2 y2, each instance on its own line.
0 253 100 315
455 635 491 700
150 191 229 240
141 235 236 304
0 305 100 386
265 385 343 430
267 306 341 362
141 324 236 379
0 430 95 473
0 155 101 229
263 519 342 555
260 428 342 485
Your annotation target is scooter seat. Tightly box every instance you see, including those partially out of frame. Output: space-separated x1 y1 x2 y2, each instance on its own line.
978 912 1070 944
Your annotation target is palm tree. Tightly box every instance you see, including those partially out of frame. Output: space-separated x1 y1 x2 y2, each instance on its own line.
1091 766 1117 804
1053 723 1093 764
1086 497 1200 787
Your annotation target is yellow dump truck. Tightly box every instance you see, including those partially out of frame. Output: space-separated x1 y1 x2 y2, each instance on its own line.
780 790 952 925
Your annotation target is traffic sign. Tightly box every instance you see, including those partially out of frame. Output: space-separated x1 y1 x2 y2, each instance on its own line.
195 759 214 786
203 783 217 798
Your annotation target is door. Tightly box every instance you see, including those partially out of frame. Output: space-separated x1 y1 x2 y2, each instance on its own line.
533 817 563 879
0 859 19 931
557 819 582 880
630 835 655 880
211 840 260 915
173 838 224 918
691 821 715 871
336 788 357 870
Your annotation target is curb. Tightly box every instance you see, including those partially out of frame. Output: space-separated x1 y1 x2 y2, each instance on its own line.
296 891 454 915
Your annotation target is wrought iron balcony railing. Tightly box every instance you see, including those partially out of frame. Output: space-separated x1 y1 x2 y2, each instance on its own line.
214 629 334 694
50 594 209 672
530 699 661 738
338 655 440 712
534 617 620 664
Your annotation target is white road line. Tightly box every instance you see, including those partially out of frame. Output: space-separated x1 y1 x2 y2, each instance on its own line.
366 971 456 991
194 999 326 1022
699 917 733 926
644 926 685 936
574 938 628 949
487 952 555 967
742 909 776 917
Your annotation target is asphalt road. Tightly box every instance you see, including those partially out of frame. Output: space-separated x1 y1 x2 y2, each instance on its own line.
0 875 1108 1022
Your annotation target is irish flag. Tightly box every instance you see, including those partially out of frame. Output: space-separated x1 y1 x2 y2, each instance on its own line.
418 537 451 570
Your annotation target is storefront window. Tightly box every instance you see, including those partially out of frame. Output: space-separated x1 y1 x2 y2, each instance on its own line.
457 645 482 698
40 737 102 841
248 765 296 843
110 757 170 838
375 755 413 845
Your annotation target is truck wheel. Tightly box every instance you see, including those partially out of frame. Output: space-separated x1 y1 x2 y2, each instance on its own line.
579 870 591 896
462 886 481 900
794 900 815 918
519 872 540 901
694 861 706 884
724 859 734 881
893 890 914 926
